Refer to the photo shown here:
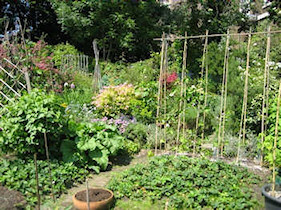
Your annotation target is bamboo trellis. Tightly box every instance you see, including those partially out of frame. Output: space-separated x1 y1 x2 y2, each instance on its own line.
154 28 281 162
0 58 31 111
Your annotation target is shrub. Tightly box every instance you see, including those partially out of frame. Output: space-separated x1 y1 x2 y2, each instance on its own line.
92 83 140 117
51 43 79 67
0 90 66 159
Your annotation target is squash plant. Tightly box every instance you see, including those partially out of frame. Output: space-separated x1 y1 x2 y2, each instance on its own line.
60 121 124 173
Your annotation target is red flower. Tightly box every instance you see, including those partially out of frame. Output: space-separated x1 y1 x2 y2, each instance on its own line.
166 72 178 84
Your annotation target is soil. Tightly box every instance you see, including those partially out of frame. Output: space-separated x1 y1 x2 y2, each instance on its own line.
268 191 281 200
0 186 26 210
75 189 112 202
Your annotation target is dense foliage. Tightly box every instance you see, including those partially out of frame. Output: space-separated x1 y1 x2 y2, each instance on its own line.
108 156 261 209
0 90 66 158
0 158 88 206
61 121 124 173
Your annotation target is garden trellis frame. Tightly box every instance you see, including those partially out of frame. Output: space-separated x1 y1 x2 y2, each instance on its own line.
0 58 31 112
154 28 281 164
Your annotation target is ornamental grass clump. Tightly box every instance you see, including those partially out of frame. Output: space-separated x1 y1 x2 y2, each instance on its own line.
92 83 139 117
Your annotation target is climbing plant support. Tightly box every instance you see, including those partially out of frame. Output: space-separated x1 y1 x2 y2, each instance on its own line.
236 29 252 163
217 30 230 158
261 26 271 166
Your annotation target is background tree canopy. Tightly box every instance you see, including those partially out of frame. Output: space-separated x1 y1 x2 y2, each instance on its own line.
1 0 248 64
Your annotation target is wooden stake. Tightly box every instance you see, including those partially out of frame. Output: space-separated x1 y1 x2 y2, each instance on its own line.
155 33 165 155
34 153 40 210
261 26 271 166
44 132 55 202
176 32 188 154
86 179 90 210
272 81 281 193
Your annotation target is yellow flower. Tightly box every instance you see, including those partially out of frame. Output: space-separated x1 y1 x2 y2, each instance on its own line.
60 103 68 108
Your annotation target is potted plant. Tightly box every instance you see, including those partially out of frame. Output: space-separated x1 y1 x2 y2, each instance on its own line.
72 187 114 210
262 81 281 210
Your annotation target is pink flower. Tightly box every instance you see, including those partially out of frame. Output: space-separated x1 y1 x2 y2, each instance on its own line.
70 83 75 89
167 72 178 83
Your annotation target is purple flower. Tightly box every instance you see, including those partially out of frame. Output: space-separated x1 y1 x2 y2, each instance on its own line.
70 83 75 89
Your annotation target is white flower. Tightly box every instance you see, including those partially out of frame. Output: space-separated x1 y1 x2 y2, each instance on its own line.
64 82 68 87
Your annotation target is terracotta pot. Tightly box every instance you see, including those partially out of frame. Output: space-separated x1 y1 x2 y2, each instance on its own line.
72 188 114 210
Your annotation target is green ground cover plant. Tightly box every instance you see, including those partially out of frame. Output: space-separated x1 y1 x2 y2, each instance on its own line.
108 156 261 209
0 158 88 206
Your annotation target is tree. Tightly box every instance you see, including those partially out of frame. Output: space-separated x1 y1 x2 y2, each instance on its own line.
51 0 170 61
0 0 66 44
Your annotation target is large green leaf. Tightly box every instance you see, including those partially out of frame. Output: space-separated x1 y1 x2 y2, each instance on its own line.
60 140 78 163
89 149 109 171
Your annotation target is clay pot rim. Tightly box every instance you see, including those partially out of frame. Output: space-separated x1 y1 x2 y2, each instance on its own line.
73 187 114 204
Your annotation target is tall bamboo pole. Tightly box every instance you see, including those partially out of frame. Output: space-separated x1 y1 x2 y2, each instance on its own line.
242 30 252 144
217 31 229 158
272 81 281 193
201 31 209 142
155 33 165 155
176 32 188 154
163 41 168 151
194 30 208 155
236 29 252 163
261 26 271 166
220 31 230 157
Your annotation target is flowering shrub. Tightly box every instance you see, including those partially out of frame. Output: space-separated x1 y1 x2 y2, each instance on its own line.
0 39 73 93
92 83 140 117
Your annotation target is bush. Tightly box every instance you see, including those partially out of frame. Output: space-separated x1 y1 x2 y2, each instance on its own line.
51 43 79 67
0 90 66 159
92 83 141 117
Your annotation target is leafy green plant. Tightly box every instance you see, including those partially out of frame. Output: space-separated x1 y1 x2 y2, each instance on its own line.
0 89 66 159
60 121 124 173
108 156 261 209
263 96 281 167
0 158 88 206
124 123 148 145
51 43 79 67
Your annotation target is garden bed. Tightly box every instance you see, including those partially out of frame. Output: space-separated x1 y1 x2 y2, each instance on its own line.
108 155 263 209
0 186 26 209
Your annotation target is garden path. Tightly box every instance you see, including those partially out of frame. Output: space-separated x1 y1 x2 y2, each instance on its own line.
41 151 149 210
